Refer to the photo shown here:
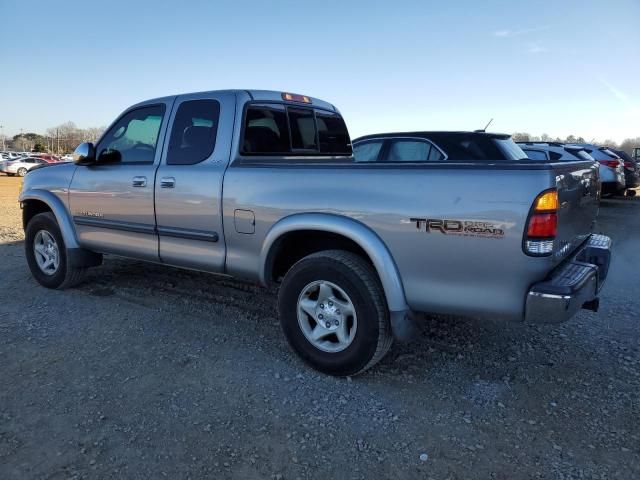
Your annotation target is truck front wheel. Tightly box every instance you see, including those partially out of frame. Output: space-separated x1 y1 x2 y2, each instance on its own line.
25 212 87 289
278 250 393 376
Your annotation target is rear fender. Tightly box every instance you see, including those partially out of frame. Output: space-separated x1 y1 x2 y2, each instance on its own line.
260 213 409 313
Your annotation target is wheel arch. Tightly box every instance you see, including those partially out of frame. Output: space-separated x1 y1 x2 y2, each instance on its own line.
260 213 409 313
20 190 80 249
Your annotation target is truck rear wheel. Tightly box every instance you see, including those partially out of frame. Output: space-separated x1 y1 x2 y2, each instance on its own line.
25 212 86 289
278 250 392 376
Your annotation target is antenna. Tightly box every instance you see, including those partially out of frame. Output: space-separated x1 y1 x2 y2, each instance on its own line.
474 118 493 133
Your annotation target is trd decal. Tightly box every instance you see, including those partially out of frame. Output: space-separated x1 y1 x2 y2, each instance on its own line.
410 218 505 239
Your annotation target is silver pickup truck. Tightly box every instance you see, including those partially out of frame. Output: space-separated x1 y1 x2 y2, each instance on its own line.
19 89 612 376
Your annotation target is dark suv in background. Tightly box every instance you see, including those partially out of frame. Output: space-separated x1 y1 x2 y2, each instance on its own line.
517 142 595 162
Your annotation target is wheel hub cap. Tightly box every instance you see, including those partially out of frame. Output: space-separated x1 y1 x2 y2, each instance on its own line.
33 230 60 276
297 280 357 353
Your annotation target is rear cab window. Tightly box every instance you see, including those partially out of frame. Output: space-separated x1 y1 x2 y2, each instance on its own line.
241 103 351 156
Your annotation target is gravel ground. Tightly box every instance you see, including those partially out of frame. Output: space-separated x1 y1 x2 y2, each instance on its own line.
0 175 638 479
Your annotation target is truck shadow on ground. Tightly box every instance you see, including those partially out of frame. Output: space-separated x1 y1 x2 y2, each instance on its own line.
2 231 624 384
74 253 602 382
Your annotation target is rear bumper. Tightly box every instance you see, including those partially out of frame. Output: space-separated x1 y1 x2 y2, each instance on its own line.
598 165 624 185
602 181 625 194
525 234 611 324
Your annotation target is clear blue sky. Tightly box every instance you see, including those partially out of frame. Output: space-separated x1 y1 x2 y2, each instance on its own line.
1 0 639 142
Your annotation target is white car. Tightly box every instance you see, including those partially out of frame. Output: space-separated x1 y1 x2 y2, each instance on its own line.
1 157 48 176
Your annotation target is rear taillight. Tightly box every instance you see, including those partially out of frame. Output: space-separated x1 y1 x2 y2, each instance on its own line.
624 161 634 169
524 190 558 256
527 213 558 237
598 159 620 168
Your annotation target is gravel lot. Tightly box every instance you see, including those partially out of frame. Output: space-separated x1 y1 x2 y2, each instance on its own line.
0 174 638 479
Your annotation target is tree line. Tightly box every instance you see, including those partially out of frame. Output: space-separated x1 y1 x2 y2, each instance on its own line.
511 133 640 157
1 124 638 157
1 122 105 154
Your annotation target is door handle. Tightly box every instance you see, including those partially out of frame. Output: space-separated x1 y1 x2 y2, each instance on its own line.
132 176 147 187
161 177 175 188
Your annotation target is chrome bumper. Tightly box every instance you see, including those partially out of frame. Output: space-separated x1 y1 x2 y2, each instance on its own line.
525 234 611 324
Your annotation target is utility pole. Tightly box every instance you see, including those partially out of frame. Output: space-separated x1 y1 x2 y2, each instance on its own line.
56 128 60 154
0 125 5 151
20 128 25 151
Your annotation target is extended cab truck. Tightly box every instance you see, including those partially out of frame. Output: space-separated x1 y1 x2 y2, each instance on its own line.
20 90 612 376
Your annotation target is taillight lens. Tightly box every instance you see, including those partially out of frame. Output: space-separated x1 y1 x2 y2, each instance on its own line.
598 159 620 168
624 161 634 169
524 190 558 256
527 213 558 237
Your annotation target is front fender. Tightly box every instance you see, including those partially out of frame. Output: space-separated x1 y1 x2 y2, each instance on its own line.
19 189 80 249
259 213 409 313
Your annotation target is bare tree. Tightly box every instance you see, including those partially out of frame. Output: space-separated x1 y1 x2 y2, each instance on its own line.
511 132 531 142
619 137 640 156
599 139 619 148
45 122 105 153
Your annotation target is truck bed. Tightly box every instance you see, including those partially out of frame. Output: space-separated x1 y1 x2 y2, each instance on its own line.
223 158 600 321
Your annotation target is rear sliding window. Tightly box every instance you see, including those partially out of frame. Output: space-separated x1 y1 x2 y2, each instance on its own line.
242 104 351 156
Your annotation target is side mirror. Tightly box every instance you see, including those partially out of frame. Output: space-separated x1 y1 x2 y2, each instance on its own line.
73 142 96 165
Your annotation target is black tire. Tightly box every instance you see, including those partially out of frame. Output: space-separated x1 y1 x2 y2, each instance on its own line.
25 212 86 289
278 250 393 376
17 167 27 177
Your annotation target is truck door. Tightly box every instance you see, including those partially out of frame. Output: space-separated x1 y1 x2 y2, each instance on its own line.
69 101 173 261
154 91 235 272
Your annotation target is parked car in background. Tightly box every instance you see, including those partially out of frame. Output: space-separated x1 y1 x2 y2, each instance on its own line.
609 148 639 195
60 154 74 162
517 142 596 162
634 147 640 161
1 151 21 160
1 156 48 176
33 154 61 163
565 143 625 196
0 155 27 173
18 90 610 375
352 131 528 162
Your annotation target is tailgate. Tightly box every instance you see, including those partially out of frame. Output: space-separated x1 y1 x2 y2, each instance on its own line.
552 161 600 264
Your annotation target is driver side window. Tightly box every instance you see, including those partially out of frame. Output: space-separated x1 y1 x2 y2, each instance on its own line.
96 104 165 164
